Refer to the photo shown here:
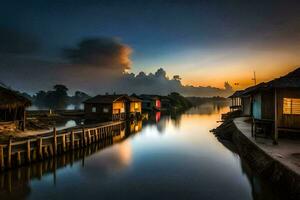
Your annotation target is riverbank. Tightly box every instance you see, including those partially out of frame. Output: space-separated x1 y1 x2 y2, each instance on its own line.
213 117 300 200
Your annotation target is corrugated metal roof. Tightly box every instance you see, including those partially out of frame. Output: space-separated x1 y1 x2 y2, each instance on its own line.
84 94 126 104
240 67 300 95
84 94 142 104
228 90 244 98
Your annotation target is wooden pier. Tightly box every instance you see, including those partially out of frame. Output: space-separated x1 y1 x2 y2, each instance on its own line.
0 121 125 171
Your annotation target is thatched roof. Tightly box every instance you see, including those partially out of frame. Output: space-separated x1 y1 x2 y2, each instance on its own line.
0 86 31 109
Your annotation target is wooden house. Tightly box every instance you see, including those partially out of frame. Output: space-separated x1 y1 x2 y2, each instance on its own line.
84 94 142 121
160 97 171 111
0 86 31 132
127 96 142 118
228 90 243 112
140 95 161 111
237 68 300 144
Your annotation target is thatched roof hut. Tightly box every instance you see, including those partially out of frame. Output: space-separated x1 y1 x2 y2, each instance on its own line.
0 86 31 110
0 86 31 131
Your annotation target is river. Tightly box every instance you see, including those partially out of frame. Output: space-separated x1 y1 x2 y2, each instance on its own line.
0 103 283 200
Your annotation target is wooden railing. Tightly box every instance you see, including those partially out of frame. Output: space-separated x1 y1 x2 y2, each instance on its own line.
112 113 126 121
0 121 125 171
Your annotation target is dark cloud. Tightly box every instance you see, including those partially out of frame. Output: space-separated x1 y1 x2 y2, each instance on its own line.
63 37 132 71
0 27 40 54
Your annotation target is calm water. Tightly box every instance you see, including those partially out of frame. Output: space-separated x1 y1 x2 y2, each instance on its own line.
0 103 282 200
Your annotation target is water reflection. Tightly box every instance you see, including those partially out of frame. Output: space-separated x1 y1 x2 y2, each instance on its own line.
0 120 140 199
0 103 285 200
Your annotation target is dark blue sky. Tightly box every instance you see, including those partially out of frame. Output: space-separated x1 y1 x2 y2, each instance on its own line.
1 0 300 91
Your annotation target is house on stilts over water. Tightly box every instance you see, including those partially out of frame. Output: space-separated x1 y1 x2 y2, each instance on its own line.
228 67 300 144
0 86 31 132
84 94 142 122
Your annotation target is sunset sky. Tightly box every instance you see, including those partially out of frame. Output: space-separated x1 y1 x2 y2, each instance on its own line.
0 0 300 92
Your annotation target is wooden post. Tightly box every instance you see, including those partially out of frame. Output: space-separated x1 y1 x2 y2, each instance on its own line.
81 128 85 147
53 127 57 155
62 134 66 152
8 171 12 192
44 146 49 158
53 159 57 185
0 146 4 170
22 109 26 131
0 172 4 188
71 130 75 150
49 145 53 156
37 137 43 160
17 151 21 166
88 130 91 145
26 166 31 181
273 88 278 145
250 96 254 137
26 140 31 163
7 136 12 168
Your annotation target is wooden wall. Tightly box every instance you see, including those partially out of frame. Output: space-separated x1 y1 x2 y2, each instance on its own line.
253 93 262 119
277 88 300 129
261 90 275 120
84 103 112 121
129 102 142 113
242 97 251 116
112 101 125 114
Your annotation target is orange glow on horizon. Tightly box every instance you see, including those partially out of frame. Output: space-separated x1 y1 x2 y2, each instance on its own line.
181 65 299 90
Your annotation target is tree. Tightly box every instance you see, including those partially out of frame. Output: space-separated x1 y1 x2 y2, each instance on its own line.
224 82 233 91
54 84 68 95
173 75 181 81
51 84 69 109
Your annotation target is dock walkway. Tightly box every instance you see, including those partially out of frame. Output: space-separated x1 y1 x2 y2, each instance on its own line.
233 117 300 175
0 121 124 171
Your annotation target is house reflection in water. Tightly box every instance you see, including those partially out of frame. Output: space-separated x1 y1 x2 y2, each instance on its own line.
128 120 143 134
156 111 161 122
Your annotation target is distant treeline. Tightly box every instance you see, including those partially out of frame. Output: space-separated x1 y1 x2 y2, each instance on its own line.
167 92 193 110
21 84 91 109
20 84 193 110
186 96 229 106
